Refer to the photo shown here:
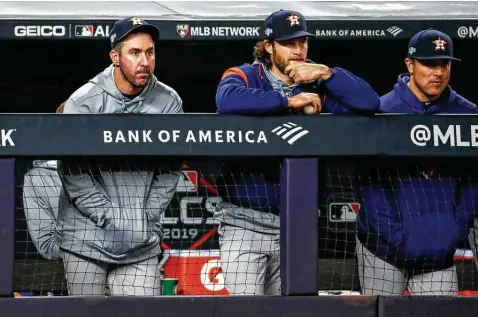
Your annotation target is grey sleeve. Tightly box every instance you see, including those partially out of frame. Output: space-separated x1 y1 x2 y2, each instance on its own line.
147 170 180 214
59 162 115 227
469 219 478 272
168 93 184 114
63 98 94 114
23 174 60 260
146 170 181 235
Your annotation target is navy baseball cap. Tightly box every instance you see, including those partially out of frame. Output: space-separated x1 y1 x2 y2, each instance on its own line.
407 29 460 61
110 17 160 48
264 9 315 41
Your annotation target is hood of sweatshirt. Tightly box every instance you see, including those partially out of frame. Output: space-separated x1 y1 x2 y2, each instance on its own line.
393 73 457 113
88 64 160 113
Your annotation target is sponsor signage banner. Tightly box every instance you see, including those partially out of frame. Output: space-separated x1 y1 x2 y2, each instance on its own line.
1 19 478 40
2 114 478 156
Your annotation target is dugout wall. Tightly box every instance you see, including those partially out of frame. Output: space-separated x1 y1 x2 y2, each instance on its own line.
3 113 478 316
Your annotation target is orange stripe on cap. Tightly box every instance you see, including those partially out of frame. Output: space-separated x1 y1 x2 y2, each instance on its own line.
221 67 248 87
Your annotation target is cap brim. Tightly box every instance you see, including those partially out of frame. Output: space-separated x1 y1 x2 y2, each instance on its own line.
114 24 160 46
411 55 461 62
275 31 316 42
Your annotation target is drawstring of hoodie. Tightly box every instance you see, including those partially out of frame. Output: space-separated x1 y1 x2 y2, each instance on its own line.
128 100 143 113
121 99 143 113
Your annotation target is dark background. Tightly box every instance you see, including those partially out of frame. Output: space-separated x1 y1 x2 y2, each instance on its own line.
2 38 478 114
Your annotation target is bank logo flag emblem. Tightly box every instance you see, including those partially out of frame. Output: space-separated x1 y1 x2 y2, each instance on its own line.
271 122 309 145
386 26 403 36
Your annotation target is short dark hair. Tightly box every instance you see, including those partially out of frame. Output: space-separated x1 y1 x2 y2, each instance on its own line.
113 41 124 54
253 40 272 68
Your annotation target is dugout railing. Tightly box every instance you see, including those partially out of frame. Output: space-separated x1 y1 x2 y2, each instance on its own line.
1 114 478 317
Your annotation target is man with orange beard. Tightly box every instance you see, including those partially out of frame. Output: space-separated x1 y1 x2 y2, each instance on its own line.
214 9 380 295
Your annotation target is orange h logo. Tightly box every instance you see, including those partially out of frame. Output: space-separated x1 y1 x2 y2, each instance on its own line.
286 14 300 26
129 17 143 25
432 37 447 51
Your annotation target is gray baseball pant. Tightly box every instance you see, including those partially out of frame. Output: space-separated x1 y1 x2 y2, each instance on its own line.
218 225 281 295
468 218 478 272
62 251 161 296
356 237 458 295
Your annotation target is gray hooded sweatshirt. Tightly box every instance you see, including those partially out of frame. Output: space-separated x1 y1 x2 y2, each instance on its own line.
23 160 62 260
56 64 182 264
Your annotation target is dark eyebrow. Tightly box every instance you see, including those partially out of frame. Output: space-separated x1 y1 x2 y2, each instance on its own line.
128 46 154 52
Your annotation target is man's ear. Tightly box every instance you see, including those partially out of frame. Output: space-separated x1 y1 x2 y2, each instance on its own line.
405 58 414 75
110 49 120 66
264 40 274 55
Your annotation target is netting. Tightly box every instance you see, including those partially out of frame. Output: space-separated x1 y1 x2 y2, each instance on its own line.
14 157 281 296
15 157 478 297
16 158 224 296
16 160 65 296
319 157 478 296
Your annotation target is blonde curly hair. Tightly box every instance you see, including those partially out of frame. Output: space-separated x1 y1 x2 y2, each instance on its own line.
253 40 272 68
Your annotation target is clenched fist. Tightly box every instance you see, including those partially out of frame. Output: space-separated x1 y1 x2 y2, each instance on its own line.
284 62 333 84
287 92 322 114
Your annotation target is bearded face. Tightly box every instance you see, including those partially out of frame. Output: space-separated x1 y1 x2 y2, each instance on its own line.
271 38 308 74
115 32 156 89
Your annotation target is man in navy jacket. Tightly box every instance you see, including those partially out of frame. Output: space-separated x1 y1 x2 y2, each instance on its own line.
214 9 380 295
356 29 478 295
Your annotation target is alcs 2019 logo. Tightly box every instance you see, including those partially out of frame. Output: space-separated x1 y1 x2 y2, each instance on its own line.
161 167 221 250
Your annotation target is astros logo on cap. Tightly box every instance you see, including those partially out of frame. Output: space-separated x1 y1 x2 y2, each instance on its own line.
129 17 143 25
432 37 447 51
286 14 300 26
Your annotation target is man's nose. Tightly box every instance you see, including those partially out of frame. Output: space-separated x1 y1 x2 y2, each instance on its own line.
433 66 444 77
139 54 150 66
293 41 303 50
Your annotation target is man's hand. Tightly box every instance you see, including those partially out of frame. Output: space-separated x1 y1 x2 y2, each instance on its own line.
287 93 322 114
284 62 333 84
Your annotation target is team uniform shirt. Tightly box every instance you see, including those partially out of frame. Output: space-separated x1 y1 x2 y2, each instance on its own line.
214 61 380 234
58 64 183 264
357 73 478 272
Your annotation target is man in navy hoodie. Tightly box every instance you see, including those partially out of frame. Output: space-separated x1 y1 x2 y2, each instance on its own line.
356 29 478 295
214 9 380 295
